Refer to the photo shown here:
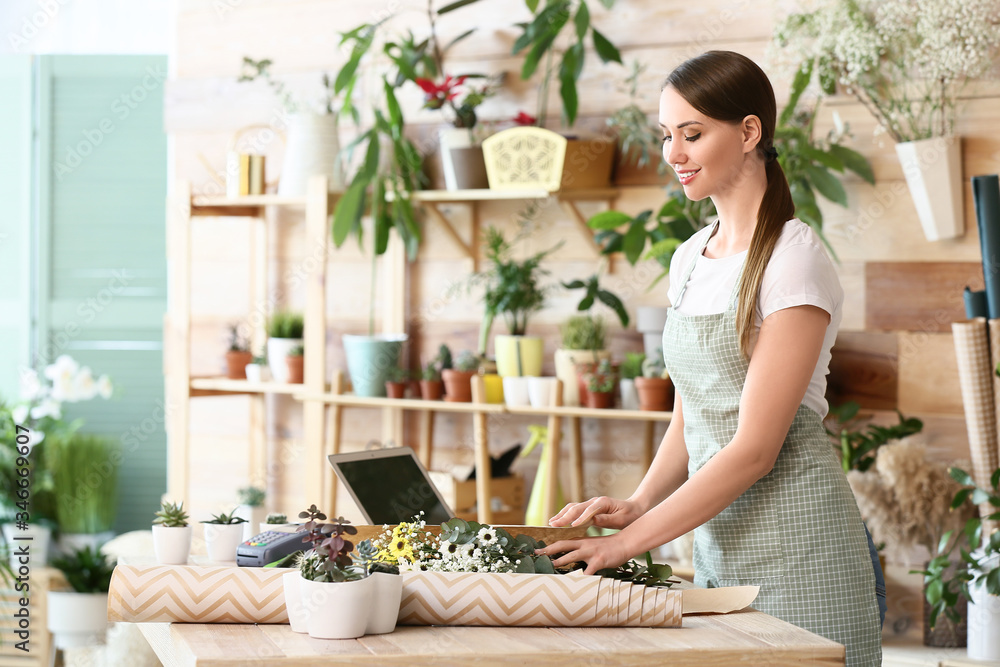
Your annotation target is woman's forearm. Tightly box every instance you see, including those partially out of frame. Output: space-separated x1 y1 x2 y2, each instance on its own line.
628 394 688 513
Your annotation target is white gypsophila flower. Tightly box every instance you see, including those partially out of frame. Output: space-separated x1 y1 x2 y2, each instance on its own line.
30 399 61 421
96 375 113 399
11 404 29 425
72 366 97 401
18 369 42 402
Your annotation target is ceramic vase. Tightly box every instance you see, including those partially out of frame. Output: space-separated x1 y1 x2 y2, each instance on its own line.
152 525 192 565
277 112 345 196
366 572 403 635
342 334 407 397
300 575 374 639
895 136 964 242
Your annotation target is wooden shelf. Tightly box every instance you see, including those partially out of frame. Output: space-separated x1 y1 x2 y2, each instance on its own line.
407 188 619 203
293 391 505 413
189 377 315 397
505 404 673 421
189 192 342 217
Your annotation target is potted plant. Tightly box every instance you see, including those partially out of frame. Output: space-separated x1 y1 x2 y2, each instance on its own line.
46 432 120 554
244 350 269 383
286 344 304 384
584 359 616 409
235 485 267 540
774 1 1000 241
442 350 479 403
265 513 295 531
634 351 672 412
47 545 115 650
225 323 253 380
266 311 303 383
465 225 559 378
294 504 371 639
200 509 247 563
607 59 670 186
152 501 192 565
384 367 410 399
237 57 345 196
419 359 444 401
619 351 645 411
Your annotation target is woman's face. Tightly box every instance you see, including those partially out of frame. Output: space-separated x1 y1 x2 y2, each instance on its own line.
658 85 752 201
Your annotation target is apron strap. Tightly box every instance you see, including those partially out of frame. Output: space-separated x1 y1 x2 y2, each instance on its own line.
726 260 746 312
672 220 719 308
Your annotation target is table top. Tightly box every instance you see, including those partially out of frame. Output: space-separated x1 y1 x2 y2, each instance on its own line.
138 609 845 667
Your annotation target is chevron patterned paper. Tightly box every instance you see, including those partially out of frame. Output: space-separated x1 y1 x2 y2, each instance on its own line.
397 571 683 628
107 565 294 623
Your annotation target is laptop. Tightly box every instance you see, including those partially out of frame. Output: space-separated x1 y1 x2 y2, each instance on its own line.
327 447 454 525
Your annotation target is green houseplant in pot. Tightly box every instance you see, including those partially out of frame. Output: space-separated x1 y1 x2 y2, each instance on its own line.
286 344 305 384
200 509 247 563
266 311 303 383
618 351 645 411
634 350 672 412
584 358 616 409
293 504 371 639
443 349 479 403
419 357 444 401
46 432 121 554
152 501 191 565
225 323 253 380
384 366 410 399
47 545 115 650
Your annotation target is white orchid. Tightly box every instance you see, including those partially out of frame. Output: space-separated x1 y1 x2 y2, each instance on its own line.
30 399 61 421
18 368 43 402
97 375 113 399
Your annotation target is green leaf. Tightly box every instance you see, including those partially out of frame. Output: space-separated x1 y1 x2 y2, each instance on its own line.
577 294 594 310
591 28 621 64
534 555 555 574
623 219 647 264
444 28 476 52
951 488 972 510
972 488 992 506
562 279 587 289
803 164 847 207
779 60 813 127
596 289 629 328
383 79 404 130
515 557 536 573
937 531 954 556
993 467 1000 491
950 467 975 487
588 210 634 230
827 144 875 185
358 131 381 182
644 237 682 264
331 180 367 248
800 144 844 171
559 44 584 126
926 578 944 604
598 0 615 8
525 0 539 11
437 0 481 14
574 2 590 41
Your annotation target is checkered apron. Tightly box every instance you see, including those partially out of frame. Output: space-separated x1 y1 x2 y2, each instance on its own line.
662 233 882 667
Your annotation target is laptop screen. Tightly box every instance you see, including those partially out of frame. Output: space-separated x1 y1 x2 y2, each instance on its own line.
328 448 453 525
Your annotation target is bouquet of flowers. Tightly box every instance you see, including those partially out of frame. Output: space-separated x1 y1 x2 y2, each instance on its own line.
773 0 1000 142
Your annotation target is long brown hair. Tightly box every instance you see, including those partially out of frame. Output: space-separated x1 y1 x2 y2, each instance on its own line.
664 51 794 358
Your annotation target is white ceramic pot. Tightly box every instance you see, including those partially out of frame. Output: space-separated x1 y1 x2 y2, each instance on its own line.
300 575 374 639
267 338 302 383
244 363 270 382
366 571 403 635
502 377 531 407
283 570 309 633
636 306 670 359
527 376 558 408
968 551 1000 660
2 522 50 572
619 378 640 411
895 136 964 242
277 112 345 196
203 523 246 562
553 348 609 407
47 591 109 649
152 525 192 565
234 505 267 541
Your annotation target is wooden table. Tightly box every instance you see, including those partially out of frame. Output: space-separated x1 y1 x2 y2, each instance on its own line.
137 609 845 666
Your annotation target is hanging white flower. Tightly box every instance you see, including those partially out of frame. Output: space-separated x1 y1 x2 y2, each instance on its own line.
72 366 97 402
18 368 43 402
96 375 113 400
46 355 80 402
30 398 61 421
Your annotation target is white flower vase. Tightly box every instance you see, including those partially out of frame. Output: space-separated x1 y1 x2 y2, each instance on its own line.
300 575 374 639
234 505 267 541
2 522 50 571
619 378 640 411
203 523 245 562
47 591 109 649
152 525 192 565
968 551 1000 660
277 112 345 196
440 127 473 191
366 571 403 635
267 337 302 383
282 570 309 633
895 136 964 242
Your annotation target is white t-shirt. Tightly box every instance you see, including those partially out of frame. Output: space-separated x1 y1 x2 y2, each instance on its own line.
666 219 843 417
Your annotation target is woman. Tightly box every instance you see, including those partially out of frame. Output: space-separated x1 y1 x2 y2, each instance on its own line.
536 51 882 666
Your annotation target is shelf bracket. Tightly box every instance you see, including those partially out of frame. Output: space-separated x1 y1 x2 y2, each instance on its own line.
423 202 477 270
558 197 614 273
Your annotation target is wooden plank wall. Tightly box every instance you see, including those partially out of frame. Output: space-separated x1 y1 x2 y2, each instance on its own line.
166 0 1000 522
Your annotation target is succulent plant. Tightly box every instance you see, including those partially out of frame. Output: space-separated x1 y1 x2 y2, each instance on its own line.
200 509 248 525
266 512 288 525
51 545 116 594
296 504 361 582
453 350 479 372
153 500 190 528
237 486 266 507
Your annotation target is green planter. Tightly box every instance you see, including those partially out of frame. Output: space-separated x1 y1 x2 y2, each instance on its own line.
342 334 407 397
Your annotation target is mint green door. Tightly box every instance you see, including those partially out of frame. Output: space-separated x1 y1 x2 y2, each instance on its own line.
35 55 168 532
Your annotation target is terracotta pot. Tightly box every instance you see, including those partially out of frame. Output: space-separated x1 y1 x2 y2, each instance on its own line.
634 377 673 411
385 381 407 399
442 369 475 402
285 355 304 384
586 391 614 409
420 379 444 401
575 362 597 406
225 350 252 379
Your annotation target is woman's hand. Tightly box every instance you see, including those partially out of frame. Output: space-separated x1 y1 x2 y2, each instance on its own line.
535 534 631 575
548 496 644 530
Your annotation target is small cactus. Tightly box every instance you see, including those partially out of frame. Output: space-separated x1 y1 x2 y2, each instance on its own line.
153 501 190 528
266 512 288 524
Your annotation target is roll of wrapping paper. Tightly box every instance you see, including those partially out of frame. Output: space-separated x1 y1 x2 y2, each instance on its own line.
966 287 989 319
107 564 292 624
973 175 1000 319
952 320 999 515
398 571 684 627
